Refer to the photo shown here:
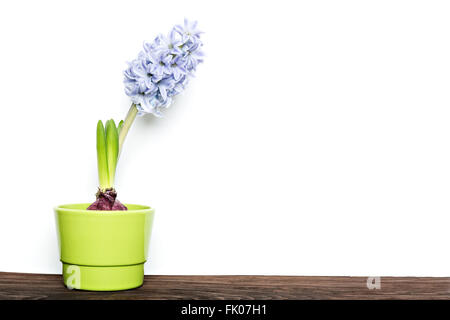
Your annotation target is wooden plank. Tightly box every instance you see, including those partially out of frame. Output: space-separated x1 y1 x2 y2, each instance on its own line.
0 272 448 300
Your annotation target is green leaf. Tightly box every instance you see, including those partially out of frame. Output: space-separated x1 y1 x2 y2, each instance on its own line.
118 120 124 134
106 119 119 187
96 120 109 189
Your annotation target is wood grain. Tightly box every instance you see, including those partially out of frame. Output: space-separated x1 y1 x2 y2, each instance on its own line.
0 272 448 300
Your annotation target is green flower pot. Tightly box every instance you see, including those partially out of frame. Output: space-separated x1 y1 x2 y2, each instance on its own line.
55 203 155 291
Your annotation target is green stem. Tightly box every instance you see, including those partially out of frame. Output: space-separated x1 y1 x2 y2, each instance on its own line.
118 103 138 155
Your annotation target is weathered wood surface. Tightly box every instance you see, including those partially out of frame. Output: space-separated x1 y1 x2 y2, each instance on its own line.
0 272 448 300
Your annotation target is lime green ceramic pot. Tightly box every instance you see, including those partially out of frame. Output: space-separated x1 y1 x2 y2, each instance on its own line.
55 203 155 291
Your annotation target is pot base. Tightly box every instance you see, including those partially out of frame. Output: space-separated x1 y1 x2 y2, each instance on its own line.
62 263 144 291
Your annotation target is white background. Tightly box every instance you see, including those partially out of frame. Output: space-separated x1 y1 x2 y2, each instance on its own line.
0 0 449 276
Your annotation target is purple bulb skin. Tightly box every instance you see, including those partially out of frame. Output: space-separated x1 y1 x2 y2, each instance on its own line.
87 188 128 211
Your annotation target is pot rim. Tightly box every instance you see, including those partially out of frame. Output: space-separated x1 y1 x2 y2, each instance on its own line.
55 203 154 215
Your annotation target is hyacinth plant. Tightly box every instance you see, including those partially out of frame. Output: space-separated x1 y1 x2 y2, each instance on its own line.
87 19 204 211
